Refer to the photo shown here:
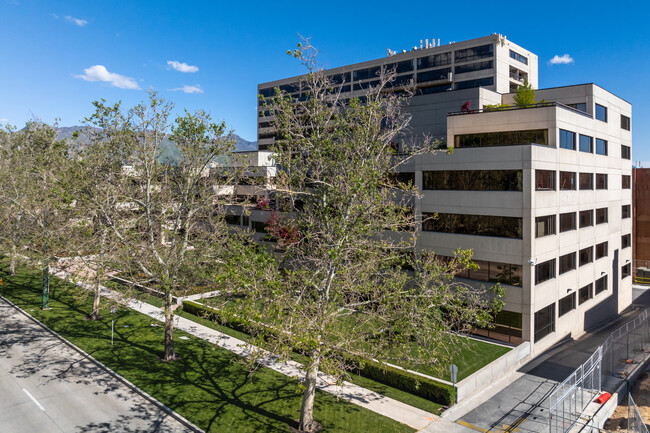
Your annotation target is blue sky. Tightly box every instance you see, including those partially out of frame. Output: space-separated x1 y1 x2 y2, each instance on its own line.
1 0 649 161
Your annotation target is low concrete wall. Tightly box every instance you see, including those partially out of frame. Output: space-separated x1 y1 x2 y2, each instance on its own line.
456 341 531 401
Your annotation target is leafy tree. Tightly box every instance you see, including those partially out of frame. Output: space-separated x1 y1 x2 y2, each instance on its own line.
229 41 504 432
513 79 536 107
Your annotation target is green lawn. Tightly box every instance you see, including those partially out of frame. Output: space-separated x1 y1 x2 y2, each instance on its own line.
0 264 415 433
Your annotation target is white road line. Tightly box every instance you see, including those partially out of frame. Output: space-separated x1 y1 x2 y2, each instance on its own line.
22 388 45 411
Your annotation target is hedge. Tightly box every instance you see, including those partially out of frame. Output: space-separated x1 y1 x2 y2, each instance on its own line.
182 300 456 406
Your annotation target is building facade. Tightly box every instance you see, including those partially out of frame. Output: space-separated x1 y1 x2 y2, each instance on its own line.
248 35 632 355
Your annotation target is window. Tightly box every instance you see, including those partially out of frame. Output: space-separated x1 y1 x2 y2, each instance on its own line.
535 259 556 284
579 135 593 153
423 170 523 191
353 66 381 81
568 103 587 112
417 52 452 69
417 67 452 83
454 60 493 74
536 215 556 238
622 175 631 189
560 172 576 190
595 275 607 295
621 115 631 131
622 205 631 219
596 208 608 224
536 170 555 191
559 252 576 274
579 246 593 266
560 212 576 232
559 293 576 316
621 145 631 159
455 129 548 148
455 77 494 90
579 173 593 190
534 303 555 342
579 283 593 305
596 174 608 190
510 50 528 65
622 264 631 279
579 210 593 228
622 234 631 249
559 130 576 150
451 258 523 287
455 44 494 62
596 138 608 155
596 242 608 259
422 213 523 239
596 104 608 122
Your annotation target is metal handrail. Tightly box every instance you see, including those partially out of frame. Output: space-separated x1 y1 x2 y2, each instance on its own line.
448 102 593 119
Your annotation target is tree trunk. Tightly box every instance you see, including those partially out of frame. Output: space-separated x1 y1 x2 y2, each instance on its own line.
9 244 16 275
299 354 320 432
163 291 176 361
90 280 101 320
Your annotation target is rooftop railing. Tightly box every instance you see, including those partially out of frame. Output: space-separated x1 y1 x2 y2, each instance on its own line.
448 101 593 118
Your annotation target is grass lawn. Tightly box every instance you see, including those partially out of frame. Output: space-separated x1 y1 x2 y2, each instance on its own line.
0 264 415 433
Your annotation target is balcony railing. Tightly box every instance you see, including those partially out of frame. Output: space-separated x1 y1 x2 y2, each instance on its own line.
448 101 594 118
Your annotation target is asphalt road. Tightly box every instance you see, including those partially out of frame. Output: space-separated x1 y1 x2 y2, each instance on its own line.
0 299 192 433
455 287 650 433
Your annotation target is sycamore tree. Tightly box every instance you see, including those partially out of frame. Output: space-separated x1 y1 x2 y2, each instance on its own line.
228 41 505 432
78 90 242 360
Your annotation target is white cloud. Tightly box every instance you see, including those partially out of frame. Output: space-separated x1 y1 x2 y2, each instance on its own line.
167 60 199 73
169 85 204 94
0 118 9 123
549 54 574 65
64 15 88 26
75 65 140 90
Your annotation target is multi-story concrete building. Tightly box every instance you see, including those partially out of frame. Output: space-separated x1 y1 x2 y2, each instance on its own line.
248 35 632 355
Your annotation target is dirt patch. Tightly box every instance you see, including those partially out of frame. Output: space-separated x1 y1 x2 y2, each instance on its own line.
604 369 650 432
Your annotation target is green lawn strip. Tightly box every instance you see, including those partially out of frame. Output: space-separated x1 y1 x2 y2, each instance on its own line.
106 281 442 414
0 265 414 433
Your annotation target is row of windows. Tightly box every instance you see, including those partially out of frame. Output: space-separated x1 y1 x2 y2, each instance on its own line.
455 129 548 148
455 44 494 63
536 209 609 238
456 76 494 90
417 68 451 83
423 170 522 191
455 60 493 75
436 256 523 287
536 170 631 191
559 130 611 156
422 213 522 239
592 103 631 132
509 49 528 65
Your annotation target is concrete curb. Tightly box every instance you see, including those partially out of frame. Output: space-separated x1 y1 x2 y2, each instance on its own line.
0 293 204 433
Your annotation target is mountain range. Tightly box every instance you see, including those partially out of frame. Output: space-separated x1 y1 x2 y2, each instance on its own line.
53 126 257 161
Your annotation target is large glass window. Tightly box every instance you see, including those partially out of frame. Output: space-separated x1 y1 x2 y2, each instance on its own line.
579 135 593 153
422 170 523 191
417 52 452 69
622 175 631 189
595 275 608 295
596 207 608 224
534 303 555 342
510 50 528 65
560 129 576 150
579 210 593 228
455 129 548 148
386 60 414 74
417 67 452 83
622 205 631 219
596 138 608 155
568 103 587 112
579 173 593 190
560 212 576 232
596 242 608 259
455 77 494 90
579 246 593 266
560 171 576 190
622 264 631 278
536 170 555 191
596 104 608 122
353 66 381 81
559 293 576 317
622 234 631 249
536 215 556 238
455 44 494 62
454 60 493 74
559 252 576 275
621 115 631 131
422 213 523 239
452 258 523 286
622 145 631 159
536 259 556 284
596 174 608 190
327 72 351 84
579 283 593 304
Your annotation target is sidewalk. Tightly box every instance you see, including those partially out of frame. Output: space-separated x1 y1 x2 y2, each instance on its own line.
53 270 474 433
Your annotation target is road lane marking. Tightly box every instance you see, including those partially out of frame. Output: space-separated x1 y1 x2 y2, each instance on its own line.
22 388 45 411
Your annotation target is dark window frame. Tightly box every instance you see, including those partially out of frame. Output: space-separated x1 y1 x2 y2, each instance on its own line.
579 210 593 228
559 252 576 275
534 303 555 342
596 138 608 155
560 171 576 190
596 207 608 225
535 215 556 238
579 246 593 266
560 212 576 232
535 259 556 285
621 145 631 159
621 115 631 131
579 283 593 304
536 170 556 191
622 205 631 219
622 175 631 189
595 275 608 295
596 173 608 190
559 293 576 316
596 241 608 259
579 134 593 153
579 173 593 190
559 129 576 150
596 104 608 122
